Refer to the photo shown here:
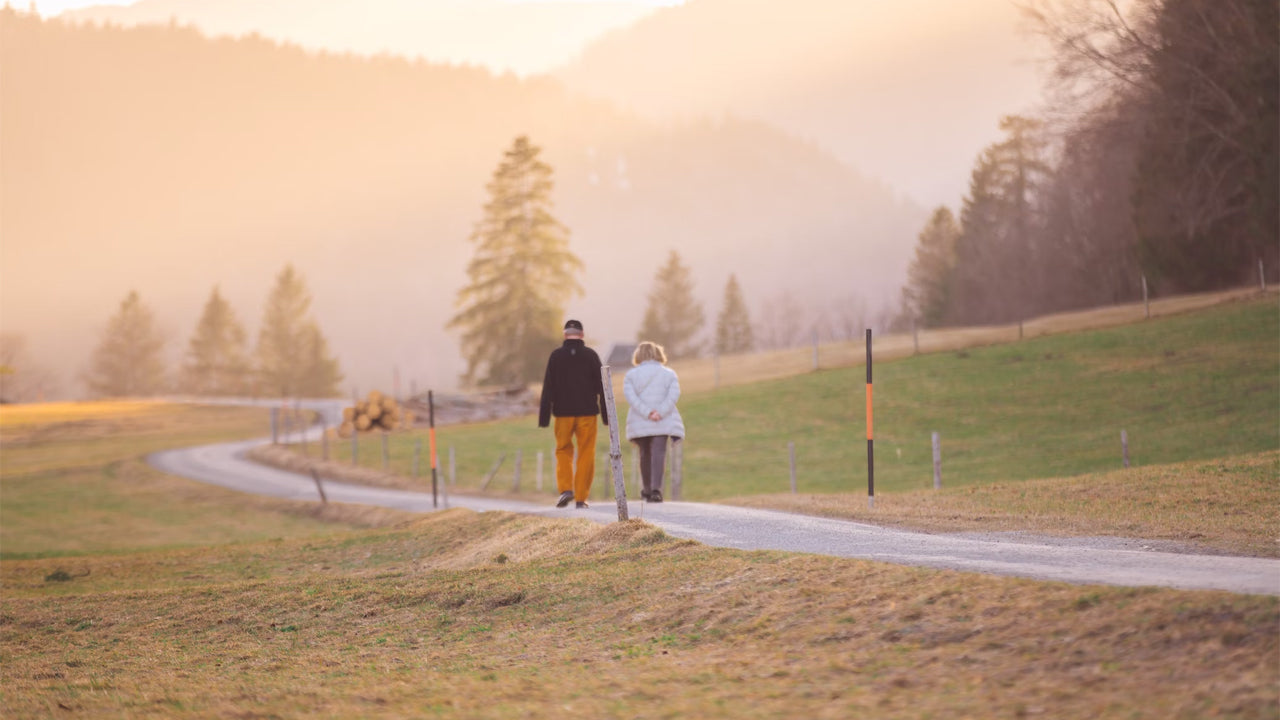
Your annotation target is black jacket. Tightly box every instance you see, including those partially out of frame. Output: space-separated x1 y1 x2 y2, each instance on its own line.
538 339 608 427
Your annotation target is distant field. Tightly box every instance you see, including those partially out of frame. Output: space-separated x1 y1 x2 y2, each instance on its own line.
0 402 411 559
323 294 1279 504
2 509 1274 718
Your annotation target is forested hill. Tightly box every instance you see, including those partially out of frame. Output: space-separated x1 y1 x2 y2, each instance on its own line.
0 10 924 395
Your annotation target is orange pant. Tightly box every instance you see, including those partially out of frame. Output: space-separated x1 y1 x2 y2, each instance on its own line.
554 415 598 502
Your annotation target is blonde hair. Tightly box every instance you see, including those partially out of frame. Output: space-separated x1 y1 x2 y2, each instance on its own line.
632 341 667 365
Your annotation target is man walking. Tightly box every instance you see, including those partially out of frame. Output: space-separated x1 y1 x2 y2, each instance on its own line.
539 319 608 508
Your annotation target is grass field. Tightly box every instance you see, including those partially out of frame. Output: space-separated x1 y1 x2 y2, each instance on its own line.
322 294 1279 504
2 510 1275 718
0 403 412 559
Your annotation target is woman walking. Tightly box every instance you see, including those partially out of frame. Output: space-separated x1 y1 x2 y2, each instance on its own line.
624 341 685 503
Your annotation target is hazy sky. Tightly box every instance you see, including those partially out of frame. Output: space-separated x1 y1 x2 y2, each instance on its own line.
35 0 687 17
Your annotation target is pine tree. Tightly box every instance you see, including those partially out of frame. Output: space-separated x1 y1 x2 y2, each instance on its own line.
901 207 960 327
86 290 167 397
449 135 583 386
637 250 705 359
256 265 343 397
714 274 753 355
181 286 251 395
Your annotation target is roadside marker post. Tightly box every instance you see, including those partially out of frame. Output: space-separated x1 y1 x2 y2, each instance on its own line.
428 390 439 509
866 328 874 510
600 365 629 521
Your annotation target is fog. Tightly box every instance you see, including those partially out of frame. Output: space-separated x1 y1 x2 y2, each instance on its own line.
0 1 1042 399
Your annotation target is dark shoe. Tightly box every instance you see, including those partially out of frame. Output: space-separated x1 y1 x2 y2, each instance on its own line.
575 501 589 509
556 491 574 508
649 490 663 503
640 490 653 501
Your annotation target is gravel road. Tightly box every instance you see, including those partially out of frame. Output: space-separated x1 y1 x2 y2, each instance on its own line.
148 404 1279 596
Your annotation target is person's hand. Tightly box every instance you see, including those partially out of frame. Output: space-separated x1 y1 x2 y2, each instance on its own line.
648 410 661 421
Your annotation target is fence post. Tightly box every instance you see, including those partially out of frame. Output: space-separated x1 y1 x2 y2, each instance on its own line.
788 441 797 494
512 449 523 492
321 421 329 461
536 450 544 491
713 352 721 390
1142 274 1150 319
309 468 328 504
912 316 919 355
1121 429 1129 468
350 429 358 466
1260 258 1267 292
271 407 279 445
449 445 456 486
812 331 819 371
674 439 684 500
428 390 439 509
601 366 628 519
413 438 421 479
866 328 874 510
932 431 941 489
381 432 389 471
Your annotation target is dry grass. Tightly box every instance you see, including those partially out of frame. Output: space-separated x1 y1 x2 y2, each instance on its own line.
665 286 1274 394
727 450 1280 558
2 509 1275 719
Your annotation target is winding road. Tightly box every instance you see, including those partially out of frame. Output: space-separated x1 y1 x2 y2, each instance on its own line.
149 401 1280 596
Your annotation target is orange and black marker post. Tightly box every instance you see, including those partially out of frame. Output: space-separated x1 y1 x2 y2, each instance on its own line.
865 328 874 508
428 390 439 509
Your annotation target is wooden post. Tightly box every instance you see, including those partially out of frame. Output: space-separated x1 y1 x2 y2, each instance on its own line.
479 453 506 490
428 390 439 508
309 468 328 504
1260 258 1267 292
866 328 874 510
932 431 941 489
321 421 329 461
601 365 628 520
912 317 919 354
1142 274 1150 318
536 450 544 491
713 352 721 390
300 411 308 457
672 439 683 500
350 429 358 466
381 432 389 471
413 438 421 479
1121 429 1129 468
271 407 279 445
449 445 456 486
788 441 797 494
512 449 523 491
812 330 819 371
1018 319 1024 340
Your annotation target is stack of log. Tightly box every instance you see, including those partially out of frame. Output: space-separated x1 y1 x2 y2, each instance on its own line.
337 390 413 437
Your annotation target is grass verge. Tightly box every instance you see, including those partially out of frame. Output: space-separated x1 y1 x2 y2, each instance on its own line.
1 509 1275 719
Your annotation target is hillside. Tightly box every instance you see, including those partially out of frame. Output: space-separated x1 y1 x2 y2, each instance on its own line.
555 0 1044 208
58 0 661 75
0 10 925 397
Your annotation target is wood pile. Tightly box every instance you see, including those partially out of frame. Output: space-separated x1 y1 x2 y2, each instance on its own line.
401 386 538 426
337 390 413 437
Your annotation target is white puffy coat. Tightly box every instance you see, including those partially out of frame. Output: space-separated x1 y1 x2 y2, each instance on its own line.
624 360 686 440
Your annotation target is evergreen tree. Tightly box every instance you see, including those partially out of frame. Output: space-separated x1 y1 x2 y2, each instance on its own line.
86 290 167 397
637 250 705 359
181 286 251 395
901 207 960 327
714 274 753 355
449 135 583 386
256 264 343 397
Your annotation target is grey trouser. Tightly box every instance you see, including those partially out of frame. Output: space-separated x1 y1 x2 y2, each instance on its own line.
633 435 669 494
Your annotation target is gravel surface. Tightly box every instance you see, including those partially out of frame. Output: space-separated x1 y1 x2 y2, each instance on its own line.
148 402 1280 596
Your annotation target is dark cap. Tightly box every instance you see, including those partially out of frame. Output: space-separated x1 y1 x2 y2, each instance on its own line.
564 319 583 333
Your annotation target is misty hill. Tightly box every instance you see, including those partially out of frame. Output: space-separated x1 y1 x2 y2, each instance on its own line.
0 10 923 397
58 0 661 75
555 0 1044 208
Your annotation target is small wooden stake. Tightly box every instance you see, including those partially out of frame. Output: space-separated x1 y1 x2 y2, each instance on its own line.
1121 429 1130 468
932 431 941 490
601 365 629 520
788 441 797 494
309 468 328 504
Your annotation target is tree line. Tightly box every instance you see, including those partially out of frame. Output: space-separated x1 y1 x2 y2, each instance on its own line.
84 265 343 398
901 0 1277 327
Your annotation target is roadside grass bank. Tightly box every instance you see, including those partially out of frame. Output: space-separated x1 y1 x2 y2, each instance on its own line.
728 450 1280 558
307 295 1278 501
0 403 414 559
2 509 1275 719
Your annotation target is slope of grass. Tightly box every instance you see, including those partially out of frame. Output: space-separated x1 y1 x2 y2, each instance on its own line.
2 509 1275 719
0 403 412 559
324 295 1279 502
